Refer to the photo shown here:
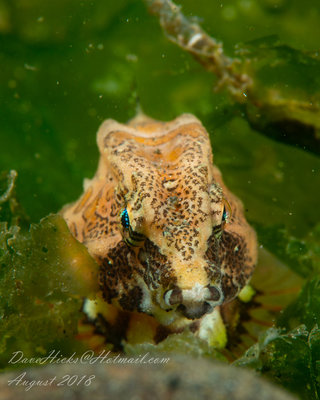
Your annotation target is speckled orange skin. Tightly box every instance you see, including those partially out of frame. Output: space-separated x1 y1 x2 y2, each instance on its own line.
62 114 257 337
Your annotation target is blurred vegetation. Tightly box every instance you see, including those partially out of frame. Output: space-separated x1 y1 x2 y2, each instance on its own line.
0 0 319 398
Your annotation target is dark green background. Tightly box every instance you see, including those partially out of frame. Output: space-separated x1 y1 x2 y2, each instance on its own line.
0 0 319 235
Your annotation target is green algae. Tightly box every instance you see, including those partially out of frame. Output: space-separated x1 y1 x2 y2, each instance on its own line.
235 277 320 399
0 172 98 368
235 324 320 399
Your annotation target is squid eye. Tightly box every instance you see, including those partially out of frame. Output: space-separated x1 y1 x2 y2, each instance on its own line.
221 198 232 225
120 208 145 247
120 208 130 229
222 206 228 223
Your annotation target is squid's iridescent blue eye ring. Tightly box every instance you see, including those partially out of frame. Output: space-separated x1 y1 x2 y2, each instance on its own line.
120 208 130 229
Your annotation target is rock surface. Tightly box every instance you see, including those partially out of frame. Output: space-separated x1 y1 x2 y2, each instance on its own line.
0 356 296 400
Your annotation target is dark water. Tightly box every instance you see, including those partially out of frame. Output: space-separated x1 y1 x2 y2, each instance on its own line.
0 0 319 228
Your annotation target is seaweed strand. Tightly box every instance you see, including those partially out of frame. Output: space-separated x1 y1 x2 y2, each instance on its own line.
144 0 251 99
